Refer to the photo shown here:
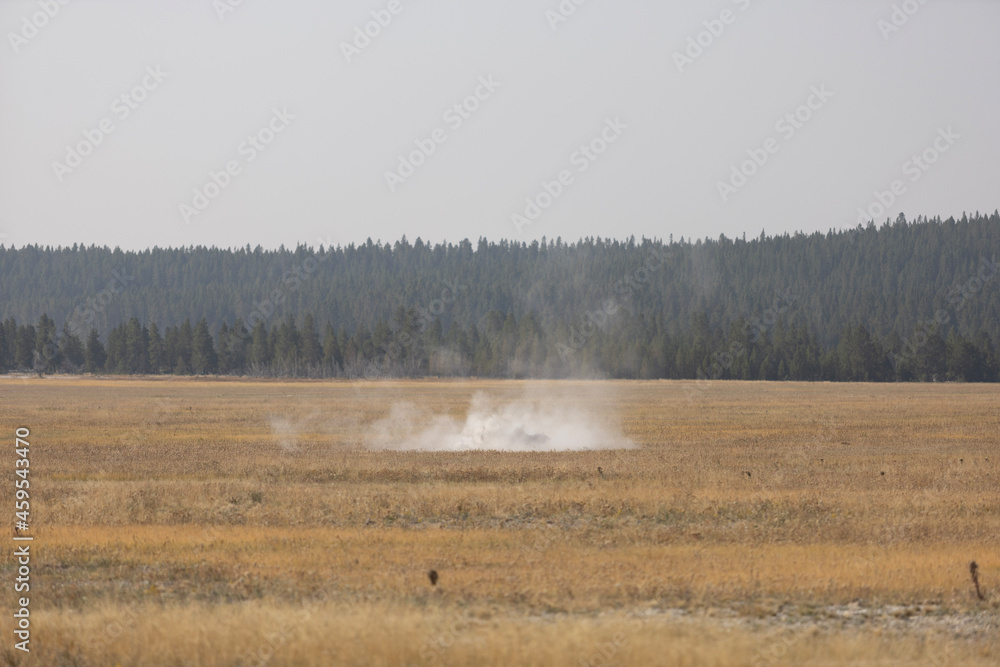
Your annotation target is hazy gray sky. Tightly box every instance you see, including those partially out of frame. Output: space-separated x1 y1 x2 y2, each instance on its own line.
1 0 997 250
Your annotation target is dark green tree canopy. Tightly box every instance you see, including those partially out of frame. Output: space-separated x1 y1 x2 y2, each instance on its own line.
0 213 997 380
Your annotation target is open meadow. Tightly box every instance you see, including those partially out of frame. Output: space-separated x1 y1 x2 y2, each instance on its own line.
1 377 998 666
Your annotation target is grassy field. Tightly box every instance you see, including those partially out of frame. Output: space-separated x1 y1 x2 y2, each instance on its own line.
1 377 998 666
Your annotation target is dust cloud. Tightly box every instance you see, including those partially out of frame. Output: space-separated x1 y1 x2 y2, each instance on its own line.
365 391 634 452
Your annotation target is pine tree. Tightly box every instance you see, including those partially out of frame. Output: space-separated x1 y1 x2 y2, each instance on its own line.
34 313 59 373
177 319 194 372
124 318 149 373
0 319 9 371
84 329 106 373
322 323 342 373
228 319 249 374
915 331 947 381
191 318 217 375
300 314 322 368
249 321 270 372
216 322 232 374
59 321 85 371
148 322 165 374
105 323 126 373
273 315 300 371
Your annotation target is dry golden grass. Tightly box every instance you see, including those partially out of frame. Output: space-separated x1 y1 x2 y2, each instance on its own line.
0 377 997 665
20 601 1000 667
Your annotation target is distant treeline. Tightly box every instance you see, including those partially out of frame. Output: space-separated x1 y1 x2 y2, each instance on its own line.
0 211 998 380
2 307 997 382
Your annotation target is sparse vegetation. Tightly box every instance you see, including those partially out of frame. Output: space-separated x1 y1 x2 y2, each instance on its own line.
1 377 998 665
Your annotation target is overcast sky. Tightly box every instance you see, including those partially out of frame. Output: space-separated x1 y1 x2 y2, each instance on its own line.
1 0 997 251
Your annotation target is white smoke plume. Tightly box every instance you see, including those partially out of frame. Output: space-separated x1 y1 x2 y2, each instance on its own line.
366 391 635 452
268 415 306 453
